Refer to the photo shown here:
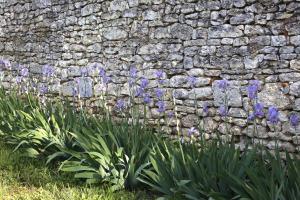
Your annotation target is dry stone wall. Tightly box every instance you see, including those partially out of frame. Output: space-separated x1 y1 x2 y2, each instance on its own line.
0 0 300 151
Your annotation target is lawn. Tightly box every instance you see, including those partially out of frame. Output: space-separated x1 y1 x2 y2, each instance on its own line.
0 143 150 200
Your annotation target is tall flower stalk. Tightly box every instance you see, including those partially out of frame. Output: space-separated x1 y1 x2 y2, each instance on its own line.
217 79 230 142
128 66 138 124
268 106 279 149
290 113 300 151
40 64 55 106
187 76 201 132
96 66 111 119
246 80 261 143
138 77 151 126
155 70 166 133
172 93 181 137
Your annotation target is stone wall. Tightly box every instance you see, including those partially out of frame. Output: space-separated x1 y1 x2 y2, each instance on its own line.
0 0 300 152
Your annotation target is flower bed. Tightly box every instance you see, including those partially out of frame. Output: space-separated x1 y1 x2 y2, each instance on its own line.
1 61 300 198
0 87 300 199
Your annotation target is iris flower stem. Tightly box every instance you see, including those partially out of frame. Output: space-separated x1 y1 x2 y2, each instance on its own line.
296 127 299 153
193 90 201 134
224 91 231 144
143 104 147 127
172 95 181 136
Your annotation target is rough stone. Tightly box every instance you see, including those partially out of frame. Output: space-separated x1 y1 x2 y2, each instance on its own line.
243 125 268 139
62 78 93 98
103 27 128 40
271 35 287 47
187 69 204 77
291 35 300 46
295 98 300 110
34 0 51 8
183 57 193 69
110 0 129 12
123 9 138 18
279 73 300 82
290 82 300 97
154 27 170 39
170 23 193 40
173 89 189 99
233 0 246 7
212 81 243 107
291 60 300 70
228 108 247 118
279 46 294 54
230 13 254 24
188 88 213 100
244 25 265 35
244 55 264 69
170 75 188 88
249 36 271 46
208 25 244 38
142 10 160 20
258 83 290 109
182 114 198 127
138 43 164 55
81 4 94 16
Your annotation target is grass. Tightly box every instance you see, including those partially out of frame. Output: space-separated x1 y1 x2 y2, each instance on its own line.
0 142 151 200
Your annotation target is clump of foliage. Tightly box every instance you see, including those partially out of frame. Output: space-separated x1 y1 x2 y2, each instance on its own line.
141 140 300 199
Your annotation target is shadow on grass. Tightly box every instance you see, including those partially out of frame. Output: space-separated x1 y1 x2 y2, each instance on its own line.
0 142 152 200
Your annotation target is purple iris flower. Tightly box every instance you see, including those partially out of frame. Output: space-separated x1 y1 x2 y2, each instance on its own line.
168 111 174 118
16 76 22 84
155 70 165 84
219 105 228 117
247 80 260 100
218 79 229 91
155 70 164 79
248 112 255 121
128 66 137 87
116 99 126 111
203 102 209 114
130 66 138 78
250 80 260 89
187 76 197 88
188 127 196 137
143 93 151 104
135 87 145 97
155 88 164 100
20 67 29 77
140 77 149 89
136 77 149 97
102 75 111 85
92 63 100 70
290 113 299 128
97 67 111 85
247 85 258 100
268 106 279 124
254 103 264 118
99 67 106 77
42 65 55 77
0 59 11 69
39 85 48 95
156 100 166 113
81 67 88 77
